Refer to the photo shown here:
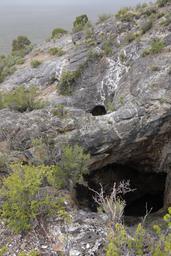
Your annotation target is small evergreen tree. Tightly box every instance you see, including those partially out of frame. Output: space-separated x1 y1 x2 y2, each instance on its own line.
73 14 89 32
12 36 31 52
59 145 90 187
0 164 65 233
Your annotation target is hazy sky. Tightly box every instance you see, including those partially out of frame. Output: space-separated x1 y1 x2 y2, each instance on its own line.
0 0 153 53
0 0 148 5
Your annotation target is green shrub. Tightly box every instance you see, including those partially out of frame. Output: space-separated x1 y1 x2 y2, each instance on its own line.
58 70 81 95
106 208 171 256
0 54 22 83
12 36 31 52
31 59 42 68
149 38 165 54
125 32 139 44
48 47 65 56
51 28 67 39
106 100 115 113
0 246 7 256
115 8 138 22
102 40 113 56
142 6 157 17
0 164 65 233
51 104 68 118
59 145 90 187
0 144 89 233
0 85 43 112
73 14 89 32
142 38 165 56
157 0 170 7
120 51 127 63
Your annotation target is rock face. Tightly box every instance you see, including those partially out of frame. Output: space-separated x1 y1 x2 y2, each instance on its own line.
0 1 171 254
0 209 107 256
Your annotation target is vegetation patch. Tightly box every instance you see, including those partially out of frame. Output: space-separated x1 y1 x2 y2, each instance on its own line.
142 38 165 56
125 32 140 44
0 145 89 233
115 7 138 22
12 36 31 52
0 246 7 256
51 28 67 39
157 0 171 7
102 40 113 56
51 104 68 118
58 70 81 95
73 14 89 32
18 251 40 256
0 85 44 112
31 59 42 68
0 164 66 233
106 208 171 256
48 47 65 56
0 36 32 83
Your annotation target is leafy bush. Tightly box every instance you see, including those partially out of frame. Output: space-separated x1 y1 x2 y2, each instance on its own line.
142 38 165 56
0 36 32 83
0 246 7 256
119 51 127 63
58 70 81 95
31 60 42 68
0 164 65 233
115 8 138 22
157 0 170 7
48 47 65 56
141 6 157 17
73 14 89 32
125 32 139 44
0 85 43 112
51 28 67 39
51 104 68 118
12 36 31 52
0 144 89 233
102 40 113 56
59 145 90 187
106 100 115 113
0 54 22 83
106 207 171 256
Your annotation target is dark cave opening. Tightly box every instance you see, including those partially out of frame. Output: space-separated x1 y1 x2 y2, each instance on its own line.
90 105 107 116
76 163 167 217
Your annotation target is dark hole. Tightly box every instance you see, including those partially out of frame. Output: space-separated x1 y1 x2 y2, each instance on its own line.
90 105 107 116
75 163 166 217
125 193 164 216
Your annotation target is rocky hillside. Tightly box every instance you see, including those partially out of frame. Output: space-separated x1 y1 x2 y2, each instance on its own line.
0 0 171 255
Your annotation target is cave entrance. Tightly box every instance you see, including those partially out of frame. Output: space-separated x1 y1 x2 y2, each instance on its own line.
90 105 107 116
76 163 167 217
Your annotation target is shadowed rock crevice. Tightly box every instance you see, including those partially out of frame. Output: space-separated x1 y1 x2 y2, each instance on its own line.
76 163 167 217
90 105 107 116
